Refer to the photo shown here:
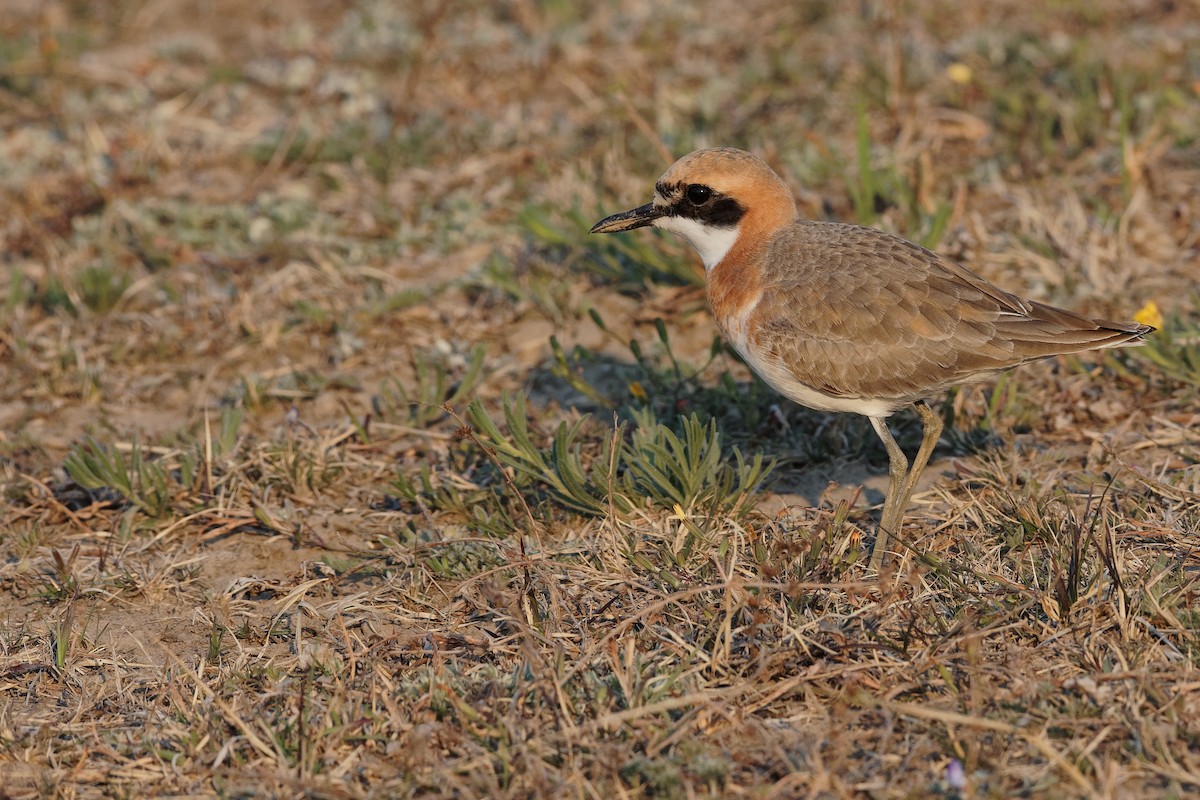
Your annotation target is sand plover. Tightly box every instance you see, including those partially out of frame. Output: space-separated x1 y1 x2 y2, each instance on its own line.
592 147 1153 568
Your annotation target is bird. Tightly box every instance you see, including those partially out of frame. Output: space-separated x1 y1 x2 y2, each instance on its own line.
590 147 1154 569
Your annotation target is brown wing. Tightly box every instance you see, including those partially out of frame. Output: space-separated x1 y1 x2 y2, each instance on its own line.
749 221 1151 403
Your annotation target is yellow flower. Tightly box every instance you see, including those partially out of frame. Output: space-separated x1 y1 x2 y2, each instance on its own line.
946 62 973 85
628 380 648 401
1133 300 1163 330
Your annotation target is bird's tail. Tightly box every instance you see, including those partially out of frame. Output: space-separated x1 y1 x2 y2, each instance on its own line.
997 300 1155 357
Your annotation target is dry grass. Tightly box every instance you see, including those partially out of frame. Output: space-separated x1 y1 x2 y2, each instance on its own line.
2 1 1199 797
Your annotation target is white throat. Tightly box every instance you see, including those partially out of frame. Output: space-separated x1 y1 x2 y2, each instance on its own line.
654 216 739 271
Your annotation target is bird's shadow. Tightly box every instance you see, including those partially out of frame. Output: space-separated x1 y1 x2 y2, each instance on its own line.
522 347 995 509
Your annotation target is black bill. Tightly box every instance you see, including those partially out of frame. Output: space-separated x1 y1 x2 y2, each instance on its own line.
590 203 663 234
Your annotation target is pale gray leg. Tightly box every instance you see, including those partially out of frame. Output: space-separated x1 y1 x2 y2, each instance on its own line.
868 415 909 570
899 402 943 515
867 403 944 569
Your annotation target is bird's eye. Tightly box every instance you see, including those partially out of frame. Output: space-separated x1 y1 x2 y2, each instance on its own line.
686 185 712 205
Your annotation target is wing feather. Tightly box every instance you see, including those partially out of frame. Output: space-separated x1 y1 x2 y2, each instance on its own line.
747 222 1150 405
